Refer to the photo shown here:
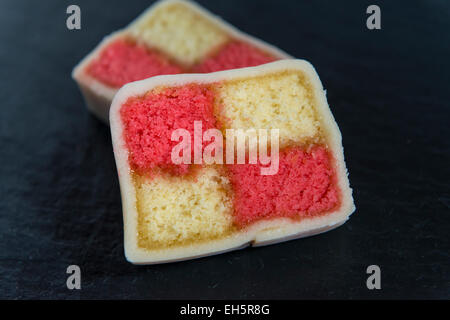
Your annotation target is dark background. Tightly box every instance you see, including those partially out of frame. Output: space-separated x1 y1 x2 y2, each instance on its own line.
0 0 449 299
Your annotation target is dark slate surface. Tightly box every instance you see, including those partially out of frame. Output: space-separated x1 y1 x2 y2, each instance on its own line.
0 0 449 299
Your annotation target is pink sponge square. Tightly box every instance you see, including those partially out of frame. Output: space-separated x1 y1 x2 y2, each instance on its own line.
228 146 340 226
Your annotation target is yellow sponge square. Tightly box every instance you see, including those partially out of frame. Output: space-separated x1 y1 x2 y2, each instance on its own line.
129 1 229 66
216 71 322 147
135 167 233 248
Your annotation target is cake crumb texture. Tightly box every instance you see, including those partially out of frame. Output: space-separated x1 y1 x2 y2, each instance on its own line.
129 1 229 66
135 167 233 248
193 41 277 73
120 84 217 175
87 39 182 88
228 146 339 226
216 71 321 147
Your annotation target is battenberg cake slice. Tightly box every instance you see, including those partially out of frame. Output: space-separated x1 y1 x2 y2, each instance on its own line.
110 60 355 264
72 0 291 123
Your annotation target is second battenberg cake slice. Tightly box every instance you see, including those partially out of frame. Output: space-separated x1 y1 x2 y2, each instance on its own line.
110 60 355 264
72 0 290 122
